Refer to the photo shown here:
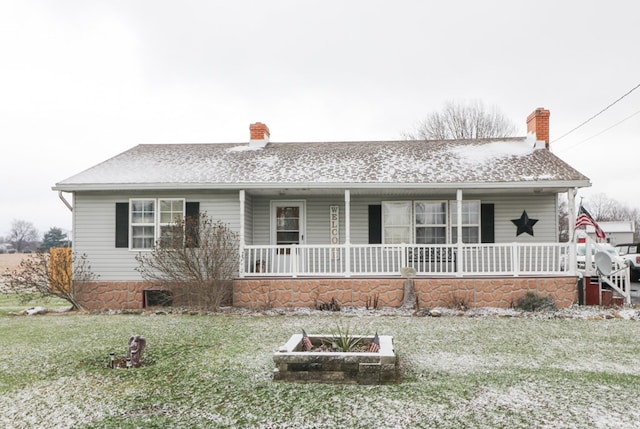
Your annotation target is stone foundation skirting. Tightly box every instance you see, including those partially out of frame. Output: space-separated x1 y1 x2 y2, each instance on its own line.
75 281 149 311
74 280 233 311
75 276 578 310
233 276 579 309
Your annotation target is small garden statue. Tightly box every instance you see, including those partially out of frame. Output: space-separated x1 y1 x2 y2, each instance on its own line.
128 334 146 368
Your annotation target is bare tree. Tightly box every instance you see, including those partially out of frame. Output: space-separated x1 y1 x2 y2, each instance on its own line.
6 250 98 310
585 193 629 221
583 193 640 242
135 213 240 310
403 100 517 140
7 220 39 252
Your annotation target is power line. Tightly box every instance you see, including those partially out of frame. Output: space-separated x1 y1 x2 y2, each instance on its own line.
552 82 640 143
555 108 640 153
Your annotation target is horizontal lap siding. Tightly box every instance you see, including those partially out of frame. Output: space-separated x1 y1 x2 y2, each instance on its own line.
351 197 381 244
74 194 137 281
252 196 351 245
487 194 557 243
75 191 558 280
306 198 345 244
74 191 240 281
252 198 270 244
245 193 254 245
250 194 558 245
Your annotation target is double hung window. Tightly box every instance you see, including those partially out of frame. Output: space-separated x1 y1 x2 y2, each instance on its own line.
130 198 185 250
382 202 412 244
415 202 447 244
382 200 480 244
450 200 480 243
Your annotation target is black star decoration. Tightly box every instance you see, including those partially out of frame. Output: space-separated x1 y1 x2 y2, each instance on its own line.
511 210 538 236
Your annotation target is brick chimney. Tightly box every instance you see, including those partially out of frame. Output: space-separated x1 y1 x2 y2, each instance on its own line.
526 108 551 149
249 122 270 148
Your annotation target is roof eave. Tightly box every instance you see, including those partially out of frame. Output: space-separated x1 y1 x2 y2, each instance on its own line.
53 179 592 193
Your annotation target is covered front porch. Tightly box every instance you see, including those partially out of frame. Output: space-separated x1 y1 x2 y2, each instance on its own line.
237 188 580 279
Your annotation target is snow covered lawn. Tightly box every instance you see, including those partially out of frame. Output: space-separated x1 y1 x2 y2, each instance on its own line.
2 307 640 428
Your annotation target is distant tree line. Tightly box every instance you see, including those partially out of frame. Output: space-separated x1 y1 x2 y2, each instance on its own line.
559 193 640 242
1 220 70 253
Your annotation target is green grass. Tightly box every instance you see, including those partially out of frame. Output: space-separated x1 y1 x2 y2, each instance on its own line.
0 293 70 316
1 298 640 428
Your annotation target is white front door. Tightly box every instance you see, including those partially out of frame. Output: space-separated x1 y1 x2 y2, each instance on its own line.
271 201 305 273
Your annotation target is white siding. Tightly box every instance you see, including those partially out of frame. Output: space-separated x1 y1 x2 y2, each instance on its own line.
252 197 270 244
488 194 558 243
75 190 559 281
244 193 254 245
74 191 241 281
251 193 558 245
351 197 382 244
251 196 346 245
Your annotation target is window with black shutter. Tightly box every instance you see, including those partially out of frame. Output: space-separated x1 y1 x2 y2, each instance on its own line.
115 202 129 248
481 203 495 243
185 202 200 248
368 204 382 244
115 199 199 249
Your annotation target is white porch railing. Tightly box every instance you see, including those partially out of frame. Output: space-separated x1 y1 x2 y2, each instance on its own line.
242 243 571 278
581 237 632 305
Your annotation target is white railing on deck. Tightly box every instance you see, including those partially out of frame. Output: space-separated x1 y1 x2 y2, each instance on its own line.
242 242 571 278
582 237 632 305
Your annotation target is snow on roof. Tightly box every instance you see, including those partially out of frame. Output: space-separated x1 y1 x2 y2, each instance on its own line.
54 136 590 191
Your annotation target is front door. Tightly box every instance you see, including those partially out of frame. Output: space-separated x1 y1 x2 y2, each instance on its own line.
271 201 305 273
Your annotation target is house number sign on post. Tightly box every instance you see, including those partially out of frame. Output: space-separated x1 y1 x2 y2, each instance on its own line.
330 206 339 259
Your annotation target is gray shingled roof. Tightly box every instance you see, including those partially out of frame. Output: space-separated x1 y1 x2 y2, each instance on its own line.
54 136 590 191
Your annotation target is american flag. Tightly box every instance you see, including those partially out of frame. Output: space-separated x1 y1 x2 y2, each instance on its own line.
301 329 313 351
575 205 606 240
368 332 380 353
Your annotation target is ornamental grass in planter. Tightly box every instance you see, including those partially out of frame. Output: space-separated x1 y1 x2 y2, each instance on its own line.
273 325 397 385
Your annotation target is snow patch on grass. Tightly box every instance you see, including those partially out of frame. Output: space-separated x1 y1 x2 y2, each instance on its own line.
3 307 640 427
0 374 124 429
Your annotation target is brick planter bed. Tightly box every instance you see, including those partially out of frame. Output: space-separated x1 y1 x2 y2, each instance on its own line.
273 334 397 385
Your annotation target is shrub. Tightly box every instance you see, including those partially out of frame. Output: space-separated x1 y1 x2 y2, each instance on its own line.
135 213 239 310
444 292 470 310
366 293 379 310
516 291 556 312
315 297 340 311
6 250 98 310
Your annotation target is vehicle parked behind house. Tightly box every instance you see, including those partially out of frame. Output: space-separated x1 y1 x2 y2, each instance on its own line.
575 242 618 271
615 243 640 281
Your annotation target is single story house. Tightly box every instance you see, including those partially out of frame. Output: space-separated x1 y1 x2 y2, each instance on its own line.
54 108 589 310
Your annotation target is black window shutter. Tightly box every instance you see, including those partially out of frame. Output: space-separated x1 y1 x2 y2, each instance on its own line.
368 204 382 244
185 202 200 248
481 203 495 243
115 202 129 248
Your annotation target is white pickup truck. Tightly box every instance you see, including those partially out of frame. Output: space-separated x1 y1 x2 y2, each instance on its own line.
614 243 640 281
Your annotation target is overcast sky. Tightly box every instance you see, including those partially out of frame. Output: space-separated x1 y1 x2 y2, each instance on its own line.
1 0 639 237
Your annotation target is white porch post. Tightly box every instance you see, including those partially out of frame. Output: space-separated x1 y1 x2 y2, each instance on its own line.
239 190 245 278
456 189 463 277
568 188 576 240
567 188 577 275
345 189 351 277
